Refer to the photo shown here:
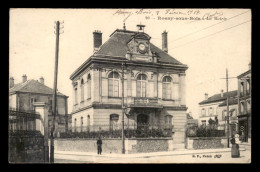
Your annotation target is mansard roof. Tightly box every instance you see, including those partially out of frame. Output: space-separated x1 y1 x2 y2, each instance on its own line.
94 29 184 65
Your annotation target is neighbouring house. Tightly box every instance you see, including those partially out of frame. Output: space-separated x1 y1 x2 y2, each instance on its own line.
217 97 238 136
198 90 238 133
69 24 188 149
237 63 251 142
9 75 69 135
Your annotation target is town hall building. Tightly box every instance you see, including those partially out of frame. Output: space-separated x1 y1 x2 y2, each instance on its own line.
70 24 188 149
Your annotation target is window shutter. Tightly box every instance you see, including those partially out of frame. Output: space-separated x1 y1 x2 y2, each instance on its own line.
162 83 166 99
166 83 171 99
114 80 119 97
137 81 141 97
142 82 146 97
108 79 113 97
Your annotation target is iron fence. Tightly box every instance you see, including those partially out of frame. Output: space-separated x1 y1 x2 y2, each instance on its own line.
186 125 225 138
59 123 173 138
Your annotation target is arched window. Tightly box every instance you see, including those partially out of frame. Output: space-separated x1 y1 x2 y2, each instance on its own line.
87 115 90 132
74 88 78 105
162 76 172 99
87 74 91 99
108 72 119 97
137 74 147 97
74 118 77 132
80 117 83 132
80 79 84 102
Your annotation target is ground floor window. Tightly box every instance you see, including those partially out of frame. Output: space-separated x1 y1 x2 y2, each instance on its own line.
110 114 119 131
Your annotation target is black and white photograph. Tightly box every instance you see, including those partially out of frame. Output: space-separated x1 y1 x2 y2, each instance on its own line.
9 8 251 163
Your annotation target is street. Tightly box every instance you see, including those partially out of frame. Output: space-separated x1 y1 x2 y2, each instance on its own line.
54 147 251 164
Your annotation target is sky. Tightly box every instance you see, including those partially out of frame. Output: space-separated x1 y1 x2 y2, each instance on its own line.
9 9 251 119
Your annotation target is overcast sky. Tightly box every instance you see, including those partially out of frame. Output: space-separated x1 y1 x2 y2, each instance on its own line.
9 9 251 119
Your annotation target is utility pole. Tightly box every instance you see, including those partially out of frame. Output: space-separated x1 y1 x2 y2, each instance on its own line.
121 62 125 154
50 20 63 163
220 69 236 148
226 68 230 148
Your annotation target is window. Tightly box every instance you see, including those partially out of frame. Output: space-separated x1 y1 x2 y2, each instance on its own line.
222 110 227 120
30 98 36 110
162 76 172 99
201 108 206 117
164 115 173 129
80 79 84 102
74 88 78 105
80 117 83 132
87 74 91 99
240 102 245 113
136 74 147 97
247 100 251 112
108 72 119 97
74 118 77 132
246 79 250 95
240 82 244 96
110 114 119 131
209 107 213 116
87 115 90 132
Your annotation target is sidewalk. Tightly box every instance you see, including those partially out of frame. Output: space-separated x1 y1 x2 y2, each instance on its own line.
55 147 246 159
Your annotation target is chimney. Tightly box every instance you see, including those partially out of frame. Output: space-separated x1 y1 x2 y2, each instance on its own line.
22 74 27 83
9 77 14 88
137 24 145 32
39 77 44 85
205 93 208 100
93 30 102 53
221 89 224 97
162 30 168 53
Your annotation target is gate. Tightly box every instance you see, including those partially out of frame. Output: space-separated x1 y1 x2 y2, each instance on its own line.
8 109 45 163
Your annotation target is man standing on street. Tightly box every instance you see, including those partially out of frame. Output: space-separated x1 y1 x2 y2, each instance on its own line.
97 136 102 155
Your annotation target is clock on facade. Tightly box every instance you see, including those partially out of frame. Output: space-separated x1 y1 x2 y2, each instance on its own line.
138 43 147 54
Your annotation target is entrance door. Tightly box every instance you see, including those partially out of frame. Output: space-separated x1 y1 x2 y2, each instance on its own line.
137 114 149 129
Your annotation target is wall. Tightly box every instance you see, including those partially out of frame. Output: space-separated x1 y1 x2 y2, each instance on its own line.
186 137 227 149
54 138 172 154
9 134 45 163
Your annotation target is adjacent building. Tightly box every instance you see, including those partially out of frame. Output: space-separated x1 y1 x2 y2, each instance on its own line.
198 90 238 134
70 24 188 149
9 75 69 134
237 64 251 142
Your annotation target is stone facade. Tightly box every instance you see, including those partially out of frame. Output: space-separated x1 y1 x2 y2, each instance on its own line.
70 26 188 149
